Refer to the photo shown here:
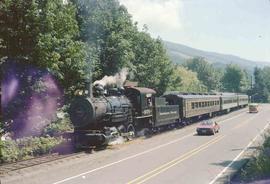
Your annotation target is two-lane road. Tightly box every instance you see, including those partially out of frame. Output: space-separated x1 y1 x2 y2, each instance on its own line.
3 104 270 184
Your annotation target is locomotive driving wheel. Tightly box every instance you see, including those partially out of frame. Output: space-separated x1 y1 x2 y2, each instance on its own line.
117 125 127 136
126 124 136 140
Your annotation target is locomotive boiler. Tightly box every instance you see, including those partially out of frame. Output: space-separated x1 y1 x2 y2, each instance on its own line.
69 82 133 147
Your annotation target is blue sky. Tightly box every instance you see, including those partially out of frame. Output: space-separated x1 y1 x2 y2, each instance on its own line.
119 0 270 62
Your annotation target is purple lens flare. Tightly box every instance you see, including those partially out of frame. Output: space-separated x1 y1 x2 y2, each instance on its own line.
2 62 63 138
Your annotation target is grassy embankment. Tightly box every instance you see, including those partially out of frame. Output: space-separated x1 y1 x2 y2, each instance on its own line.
237 130 270 182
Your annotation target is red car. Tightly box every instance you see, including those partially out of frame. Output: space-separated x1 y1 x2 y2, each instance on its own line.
196 120 220 135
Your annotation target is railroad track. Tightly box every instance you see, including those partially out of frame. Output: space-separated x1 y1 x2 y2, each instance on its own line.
0 152 83 176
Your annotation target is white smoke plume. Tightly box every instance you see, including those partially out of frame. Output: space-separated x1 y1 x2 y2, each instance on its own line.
93 68 129 87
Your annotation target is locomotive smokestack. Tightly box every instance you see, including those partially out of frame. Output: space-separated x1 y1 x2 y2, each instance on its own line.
85 79 93 98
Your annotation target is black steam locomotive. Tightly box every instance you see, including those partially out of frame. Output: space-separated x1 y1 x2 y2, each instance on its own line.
69 82 248 148
69 82 179 148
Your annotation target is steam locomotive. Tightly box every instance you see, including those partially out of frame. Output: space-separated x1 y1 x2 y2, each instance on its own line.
69 82 248 148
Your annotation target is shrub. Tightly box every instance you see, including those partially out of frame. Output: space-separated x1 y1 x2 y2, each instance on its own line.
1 136 63 164
240 131 270 181
1 139 20 163
43 107 73 136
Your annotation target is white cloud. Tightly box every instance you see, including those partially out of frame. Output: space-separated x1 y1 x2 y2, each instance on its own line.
119 0 270 62
119 0 183 36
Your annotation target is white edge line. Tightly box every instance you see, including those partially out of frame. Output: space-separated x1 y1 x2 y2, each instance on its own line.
52 133 193 184
53 110 247 184
209 122 270 184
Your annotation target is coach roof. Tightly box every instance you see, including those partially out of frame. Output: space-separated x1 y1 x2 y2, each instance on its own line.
125 86 156 95
163 91 221 99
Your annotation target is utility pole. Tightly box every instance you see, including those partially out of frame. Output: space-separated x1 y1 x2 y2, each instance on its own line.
250 75 253 89
249 75 253 103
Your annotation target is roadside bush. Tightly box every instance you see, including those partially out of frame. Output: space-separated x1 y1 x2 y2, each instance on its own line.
43 107 73 137
1 106 71 164
32 137 62 155
0 121 3 134
240 131 270 181
1 136 63 164
1 139 20 163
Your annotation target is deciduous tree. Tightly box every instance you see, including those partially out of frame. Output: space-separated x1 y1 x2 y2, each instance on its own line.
222 64 245 92
0 0 88 93
168 65 207 92
185 57 221 91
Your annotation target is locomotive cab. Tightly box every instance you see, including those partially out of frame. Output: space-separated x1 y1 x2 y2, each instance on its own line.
124 87 156 130
125 87 156 118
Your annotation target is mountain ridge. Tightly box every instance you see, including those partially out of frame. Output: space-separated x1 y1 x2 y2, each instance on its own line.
164 41 270 72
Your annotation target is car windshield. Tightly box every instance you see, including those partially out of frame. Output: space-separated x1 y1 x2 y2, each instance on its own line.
201 121 213 125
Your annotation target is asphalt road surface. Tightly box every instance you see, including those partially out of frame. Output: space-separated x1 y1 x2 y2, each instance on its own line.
2 104 270 184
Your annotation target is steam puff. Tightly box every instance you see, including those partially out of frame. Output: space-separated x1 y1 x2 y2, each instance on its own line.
94 68 128 87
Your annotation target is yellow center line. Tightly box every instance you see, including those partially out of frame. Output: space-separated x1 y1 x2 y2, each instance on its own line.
137 136 225 184
127 110 259 184
127 135 225 184
127 108 266 184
